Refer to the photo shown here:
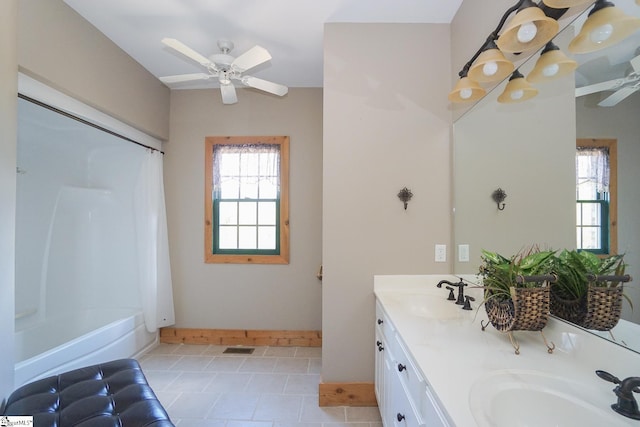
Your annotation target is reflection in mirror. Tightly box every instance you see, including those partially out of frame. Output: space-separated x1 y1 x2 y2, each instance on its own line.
453 0 640 353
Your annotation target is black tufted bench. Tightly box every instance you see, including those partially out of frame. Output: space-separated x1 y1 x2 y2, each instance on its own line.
2 358 174 426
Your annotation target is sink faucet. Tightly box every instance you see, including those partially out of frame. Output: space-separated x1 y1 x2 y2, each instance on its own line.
596 370 640 420
436 279 467 305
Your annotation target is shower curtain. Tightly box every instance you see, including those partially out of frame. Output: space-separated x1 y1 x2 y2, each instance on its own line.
134 149 175 333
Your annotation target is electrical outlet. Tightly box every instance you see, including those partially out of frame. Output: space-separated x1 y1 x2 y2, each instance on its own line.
458 244 470 262
435 244 446 262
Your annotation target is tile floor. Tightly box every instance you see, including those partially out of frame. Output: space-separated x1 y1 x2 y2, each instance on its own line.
140 343 383 427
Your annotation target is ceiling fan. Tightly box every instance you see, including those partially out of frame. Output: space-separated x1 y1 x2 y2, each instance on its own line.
575 54 640 107
159 38 288 105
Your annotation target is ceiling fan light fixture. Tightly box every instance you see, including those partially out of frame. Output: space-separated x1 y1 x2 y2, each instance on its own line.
528 42 578 82
568 0 640 54
497 0 560 53
498 70 538 103
448 74 486 103
468 40 515 83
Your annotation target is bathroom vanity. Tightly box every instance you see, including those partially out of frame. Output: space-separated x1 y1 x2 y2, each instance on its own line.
374 275 640 426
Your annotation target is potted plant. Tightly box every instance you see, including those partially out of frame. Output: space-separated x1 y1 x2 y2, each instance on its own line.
479 247 557 354
550 250 631 331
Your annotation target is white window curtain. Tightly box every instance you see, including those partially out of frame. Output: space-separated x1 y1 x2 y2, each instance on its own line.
213 144 280 190
576 147 609 193
134 149 175 333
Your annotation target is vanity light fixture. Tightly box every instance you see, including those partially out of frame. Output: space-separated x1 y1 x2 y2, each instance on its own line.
498 70 538 103
448 71 486 103
468 40 515 83
568 0 640 54
527 41 578 83
496 0 560 54
397 187 413 210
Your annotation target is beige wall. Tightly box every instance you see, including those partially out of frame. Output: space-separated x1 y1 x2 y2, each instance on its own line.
18 0 170 140
322 23 453 382
164 88 323 330
577 95 640 323
0 0 18 398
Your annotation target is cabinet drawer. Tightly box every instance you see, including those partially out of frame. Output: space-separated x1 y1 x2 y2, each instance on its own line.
393 333 425 410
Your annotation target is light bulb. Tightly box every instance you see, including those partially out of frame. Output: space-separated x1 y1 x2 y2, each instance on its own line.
459 88 473 99
517 22 538 43
590 24 613 44
482 61 499 76
510 89 524 100
542 63 560 77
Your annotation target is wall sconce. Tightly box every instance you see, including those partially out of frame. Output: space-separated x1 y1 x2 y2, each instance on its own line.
496 0 559 54
397 187 413 210
468 40 515 83
492 188 507 210
448 71 487 103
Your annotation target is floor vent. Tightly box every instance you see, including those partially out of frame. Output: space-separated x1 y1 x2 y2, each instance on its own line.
223 347 255 355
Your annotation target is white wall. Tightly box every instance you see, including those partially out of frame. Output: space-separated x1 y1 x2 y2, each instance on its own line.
322 23 453 382
0 0 17 402
577 95 640 324
164 88 323 330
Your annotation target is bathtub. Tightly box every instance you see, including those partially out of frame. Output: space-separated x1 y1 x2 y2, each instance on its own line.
14 308 157 387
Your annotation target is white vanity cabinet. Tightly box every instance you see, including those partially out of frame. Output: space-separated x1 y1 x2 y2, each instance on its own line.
375 300 450 427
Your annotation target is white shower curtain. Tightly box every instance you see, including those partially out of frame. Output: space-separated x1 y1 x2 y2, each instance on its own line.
134 149 175 333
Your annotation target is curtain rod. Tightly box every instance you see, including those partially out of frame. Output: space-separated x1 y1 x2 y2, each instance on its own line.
18 93 164 155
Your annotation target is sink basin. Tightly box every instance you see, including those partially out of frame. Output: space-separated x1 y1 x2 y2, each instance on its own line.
383 293 466 319
469 369 631 427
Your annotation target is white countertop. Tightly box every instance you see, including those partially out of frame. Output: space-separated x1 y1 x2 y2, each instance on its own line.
374 274 640 427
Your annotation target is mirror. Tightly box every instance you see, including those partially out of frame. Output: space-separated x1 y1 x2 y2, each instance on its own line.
453 0 640 353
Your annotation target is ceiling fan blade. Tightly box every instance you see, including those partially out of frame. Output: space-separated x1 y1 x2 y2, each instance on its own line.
630 54 640 73
231 45 272 72
575 79 622 97
241 76 288 96
220 83 238 105
161 38 213 67
159 73 211 84
598 86 638 107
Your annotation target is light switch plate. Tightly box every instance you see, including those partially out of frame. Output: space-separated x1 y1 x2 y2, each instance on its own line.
458 244 470 262
435 244 446 262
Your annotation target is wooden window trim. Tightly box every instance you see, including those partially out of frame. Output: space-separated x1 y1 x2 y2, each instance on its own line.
205 136 290 264
576 138 617 255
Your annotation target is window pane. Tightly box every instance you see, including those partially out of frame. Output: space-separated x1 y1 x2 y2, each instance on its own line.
577 180 597 200
581 203 601 226
240 177 259 199
219 153 240 176
258 226 276 249
219 226 238 249
258 202 276 225
581 227 601 250
220 178 239 199
219 202 238 225
239 202 257 225
239 226 257 249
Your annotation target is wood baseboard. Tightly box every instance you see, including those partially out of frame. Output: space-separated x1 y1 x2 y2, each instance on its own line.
159 328 322 347
318 382 377 407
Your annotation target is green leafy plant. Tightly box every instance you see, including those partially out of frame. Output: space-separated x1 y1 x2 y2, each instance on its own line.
551 249 628 305
479 247 556 303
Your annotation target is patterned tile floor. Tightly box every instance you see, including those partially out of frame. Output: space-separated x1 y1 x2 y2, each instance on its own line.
140 343 382 427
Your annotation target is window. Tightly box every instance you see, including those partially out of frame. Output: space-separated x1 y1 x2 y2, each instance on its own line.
205 136 289 264
576 138 617 254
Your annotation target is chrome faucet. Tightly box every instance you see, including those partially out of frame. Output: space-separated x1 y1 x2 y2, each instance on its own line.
436 279 467 305
596 370 640 420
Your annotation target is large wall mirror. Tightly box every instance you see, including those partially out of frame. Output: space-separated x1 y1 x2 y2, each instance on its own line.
453 0 640 353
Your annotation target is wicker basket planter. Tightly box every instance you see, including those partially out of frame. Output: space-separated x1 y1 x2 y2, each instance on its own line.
550 285 623 331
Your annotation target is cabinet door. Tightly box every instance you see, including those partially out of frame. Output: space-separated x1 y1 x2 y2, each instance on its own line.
388 365 424 427
375 330 386 420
